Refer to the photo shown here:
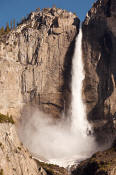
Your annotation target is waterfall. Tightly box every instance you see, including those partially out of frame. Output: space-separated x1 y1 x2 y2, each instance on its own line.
18 28 97 168
71 28 91 135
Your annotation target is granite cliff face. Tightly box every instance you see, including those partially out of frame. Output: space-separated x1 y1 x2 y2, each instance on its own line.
72 1 116 175
0 122 47 175
82 0 116 139
0 1 116 174
0 7 79 119
0 8 79 175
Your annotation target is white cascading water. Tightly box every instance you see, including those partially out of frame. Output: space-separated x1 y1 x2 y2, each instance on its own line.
18 28 97 168
71 28 91 135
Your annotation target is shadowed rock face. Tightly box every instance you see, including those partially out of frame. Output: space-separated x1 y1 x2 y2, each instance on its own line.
71 145 116 175
82 0 116 140
0 7 79 119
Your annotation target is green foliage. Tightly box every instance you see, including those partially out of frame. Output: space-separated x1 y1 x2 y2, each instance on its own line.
38 161 67 175
0 22 11 37
0 113 14 124
5 22 10 33
0 27 5 34
8 19 15 30
10 20 12 30
13 19 15 29
77 148 116 175
0 19 15 37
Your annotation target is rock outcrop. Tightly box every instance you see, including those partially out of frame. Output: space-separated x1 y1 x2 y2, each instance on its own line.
82 0 116 141
0 121 47 175
0 7 79 119
72 145 116 175
0 113 68 175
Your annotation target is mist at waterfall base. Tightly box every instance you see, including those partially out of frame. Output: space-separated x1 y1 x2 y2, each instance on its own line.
18 29 105 167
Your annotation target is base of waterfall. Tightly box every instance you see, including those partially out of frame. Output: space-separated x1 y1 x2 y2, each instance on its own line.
32 153 93 168
18 109 111 169
18 109 98 168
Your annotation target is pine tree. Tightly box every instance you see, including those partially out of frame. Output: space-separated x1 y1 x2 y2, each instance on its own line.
10 20 12 30
5 22 10 33
0 26 5 35
13 19 15 29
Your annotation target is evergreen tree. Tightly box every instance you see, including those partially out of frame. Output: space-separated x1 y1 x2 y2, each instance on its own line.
5 22 10 33
13 19 15 29
10 20 12 30
0 26 5 35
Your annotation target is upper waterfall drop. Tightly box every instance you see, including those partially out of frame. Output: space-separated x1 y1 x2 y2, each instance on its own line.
71 28 91 136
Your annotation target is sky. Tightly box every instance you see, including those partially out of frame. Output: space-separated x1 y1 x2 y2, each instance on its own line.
0 0 95 28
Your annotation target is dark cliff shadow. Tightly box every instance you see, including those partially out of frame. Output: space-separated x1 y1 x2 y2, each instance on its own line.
60 35 77 116
58 19 80 116
88 30 116 122
88 31 113 120
89 31 116 143
82 18 116 144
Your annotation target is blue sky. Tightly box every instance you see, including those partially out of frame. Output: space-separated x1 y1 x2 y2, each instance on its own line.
0 0 95 28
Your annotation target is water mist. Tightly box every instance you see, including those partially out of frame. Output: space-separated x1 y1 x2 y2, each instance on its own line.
18 29 98 167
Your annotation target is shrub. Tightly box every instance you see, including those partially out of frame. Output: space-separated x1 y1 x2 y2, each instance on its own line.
0 113 14 124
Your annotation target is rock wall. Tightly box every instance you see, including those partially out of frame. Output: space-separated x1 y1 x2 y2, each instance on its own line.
0 122 47 175
0 7 79 119
71 142 116 175
0 7 80 175
82 0 116 133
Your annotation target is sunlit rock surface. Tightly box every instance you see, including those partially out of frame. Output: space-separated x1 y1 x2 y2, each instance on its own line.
0 7 79 120
0 122 47 175
0 7 79 175
0 0 116 174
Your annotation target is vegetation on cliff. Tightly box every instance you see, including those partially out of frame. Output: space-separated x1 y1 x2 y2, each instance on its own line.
0 113 14 124
37 161 68 175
